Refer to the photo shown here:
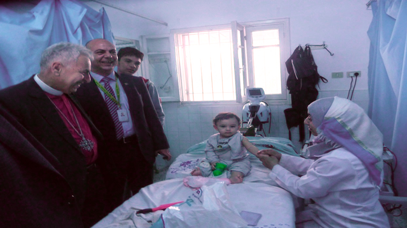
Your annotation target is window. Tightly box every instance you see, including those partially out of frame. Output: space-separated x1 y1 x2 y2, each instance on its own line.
249 29 281 94
246 21 289 100
171 19 290 103
141 35 180 102
175 28 236 101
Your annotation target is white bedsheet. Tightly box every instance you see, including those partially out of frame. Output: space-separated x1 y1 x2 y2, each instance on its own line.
92 178 295 228
93 137 298 228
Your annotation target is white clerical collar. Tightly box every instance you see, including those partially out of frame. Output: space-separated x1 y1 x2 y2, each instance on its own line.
91 71 116 82
34 74 63 96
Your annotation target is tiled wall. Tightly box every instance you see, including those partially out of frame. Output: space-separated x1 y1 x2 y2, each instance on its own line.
155 89 369 170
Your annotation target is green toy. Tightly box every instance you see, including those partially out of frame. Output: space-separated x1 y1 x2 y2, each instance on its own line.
213 163 227 176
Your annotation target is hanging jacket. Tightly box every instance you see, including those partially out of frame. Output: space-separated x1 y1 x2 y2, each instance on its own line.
285 45 328 142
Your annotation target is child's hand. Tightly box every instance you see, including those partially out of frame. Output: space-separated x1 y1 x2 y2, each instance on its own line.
210 162 217 170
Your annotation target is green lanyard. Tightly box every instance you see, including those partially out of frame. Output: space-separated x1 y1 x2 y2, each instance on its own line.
93 76 121 108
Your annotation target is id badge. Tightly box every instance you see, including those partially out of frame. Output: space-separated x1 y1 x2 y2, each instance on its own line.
117 109 129 122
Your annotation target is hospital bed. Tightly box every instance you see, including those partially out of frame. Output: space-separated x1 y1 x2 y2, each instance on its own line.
93 136 299 228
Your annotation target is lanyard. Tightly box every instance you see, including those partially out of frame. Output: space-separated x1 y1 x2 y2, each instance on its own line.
93 76 121 108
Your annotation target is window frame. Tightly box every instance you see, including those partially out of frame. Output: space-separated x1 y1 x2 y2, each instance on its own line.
141 34 180 102
231 21 247 103
114 36 143 77
144 19 290 104
244 18 290 101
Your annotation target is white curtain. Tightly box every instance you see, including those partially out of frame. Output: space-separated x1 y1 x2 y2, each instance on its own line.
0 0 114 89
367 0 407 196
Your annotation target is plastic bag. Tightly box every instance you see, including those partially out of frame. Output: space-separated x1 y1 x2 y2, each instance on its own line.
102 209 163 228
182 176 230 189
154 182 247 228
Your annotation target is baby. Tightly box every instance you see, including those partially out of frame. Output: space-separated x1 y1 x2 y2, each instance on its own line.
191 112 259 184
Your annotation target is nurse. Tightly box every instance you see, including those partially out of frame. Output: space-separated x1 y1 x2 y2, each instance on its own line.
258 97 389 227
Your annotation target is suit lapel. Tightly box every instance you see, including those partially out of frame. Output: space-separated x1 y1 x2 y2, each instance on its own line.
76 78 119 140
117 73 143 119
87 78 110 112
69 94 103 139
27 79 83 156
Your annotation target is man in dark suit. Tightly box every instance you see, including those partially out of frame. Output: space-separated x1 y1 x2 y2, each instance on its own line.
0 42 108 228
75 38 171 209
0 105 83 228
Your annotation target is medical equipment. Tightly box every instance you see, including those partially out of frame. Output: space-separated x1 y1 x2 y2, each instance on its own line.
242 88 271 136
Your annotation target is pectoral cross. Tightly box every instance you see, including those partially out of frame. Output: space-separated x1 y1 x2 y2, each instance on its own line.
79 137 94 151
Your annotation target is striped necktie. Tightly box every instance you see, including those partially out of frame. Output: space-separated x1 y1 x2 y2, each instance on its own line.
101 77 124 140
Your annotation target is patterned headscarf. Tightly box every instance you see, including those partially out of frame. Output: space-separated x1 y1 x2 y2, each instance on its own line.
308 96 384 186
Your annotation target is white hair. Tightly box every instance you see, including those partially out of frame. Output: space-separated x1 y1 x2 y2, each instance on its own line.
40 42 93 70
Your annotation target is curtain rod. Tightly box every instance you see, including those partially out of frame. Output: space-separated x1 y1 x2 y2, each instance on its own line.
90 0 168 26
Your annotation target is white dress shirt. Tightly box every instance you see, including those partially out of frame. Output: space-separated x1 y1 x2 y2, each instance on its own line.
91 72 135 137
34 75 63 95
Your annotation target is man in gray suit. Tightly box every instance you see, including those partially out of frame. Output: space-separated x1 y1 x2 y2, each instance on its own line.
75 38 171 209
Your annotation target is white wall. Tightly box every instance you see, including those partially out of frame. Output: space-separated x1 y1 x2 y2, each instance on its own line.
84 0 373 169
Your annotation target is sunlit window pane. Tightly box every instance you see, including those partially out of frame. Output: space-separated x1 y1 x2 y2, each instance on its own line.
209 31 219 43
199 32 209 44
176 30 235 101
252 30 279 47
252 46 281 94
189 33 198 45
219 30 230 43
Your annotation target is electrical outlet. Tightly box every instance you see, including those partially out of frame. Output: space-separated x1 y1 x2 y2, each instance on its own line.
347 71 361 77
331 72 343 78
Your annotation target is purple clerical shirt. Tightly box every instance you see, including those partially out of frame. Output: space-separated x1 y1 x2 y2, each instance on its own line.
47 93 98 165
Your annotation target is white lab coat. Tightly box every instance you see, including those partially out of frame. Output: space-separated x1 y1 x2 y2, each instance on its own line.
269 148 389 228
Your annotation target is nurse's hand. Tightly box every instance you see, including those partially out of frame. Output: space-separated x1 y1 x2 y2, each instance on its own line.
257 149 282 161
258 154 279 170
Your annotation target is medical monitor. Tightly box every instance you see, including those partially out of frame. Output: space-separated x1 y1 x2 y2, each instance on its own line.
246 87 266 104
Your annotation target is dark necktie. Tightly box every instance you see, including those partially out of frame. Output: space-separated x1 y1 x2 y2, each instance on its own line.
101 77 124 140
